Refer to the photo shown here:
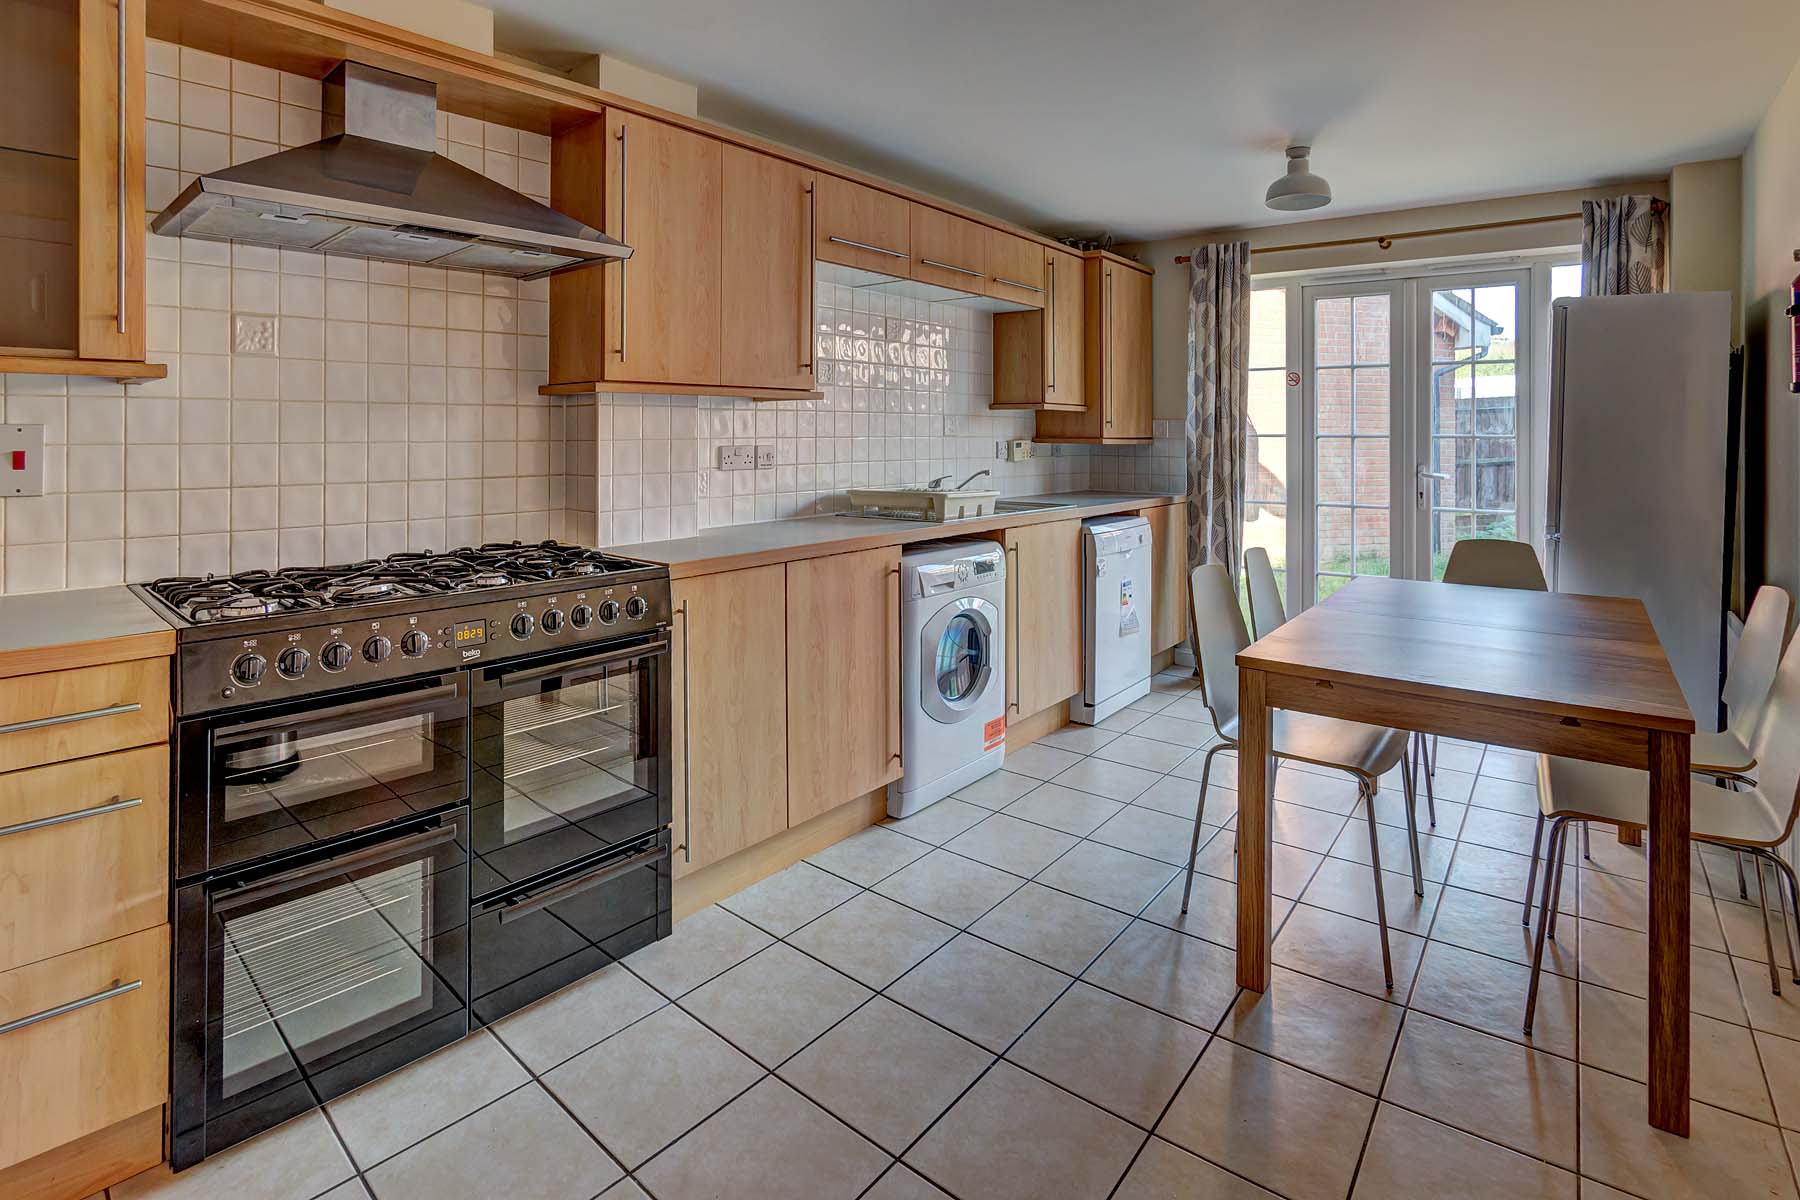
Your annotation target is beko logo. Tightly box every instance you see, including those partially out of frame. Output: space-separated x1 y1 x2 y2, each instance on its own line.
461 649 483 661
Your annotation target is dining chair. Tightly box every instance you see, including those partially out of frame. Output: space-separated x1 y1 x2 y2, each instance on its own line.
1244 547 1287 640
1183 563 1424 989
1523 622 1800 1030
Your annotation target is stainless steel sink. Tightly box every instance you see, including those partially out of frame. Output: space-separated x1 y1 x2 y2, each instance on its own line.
993 499 1075 514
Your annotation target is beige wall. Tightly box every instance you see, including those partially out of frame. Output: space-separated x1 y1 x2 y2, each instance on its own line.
324 0 495 54
1670 158 1745 339
1742 55 1800 606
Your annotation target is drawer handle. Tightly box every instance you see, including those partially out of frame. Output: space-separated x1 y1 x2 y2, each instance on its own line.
0 977 142 1038
826 235 906 261
992 276 1044 293
0 701 140 737
919 258 984 278
0 794 140 839
499 844 667 923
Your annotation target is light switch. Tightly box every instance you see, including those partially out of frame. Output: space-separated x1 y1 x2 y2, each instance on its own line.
0 425 44 497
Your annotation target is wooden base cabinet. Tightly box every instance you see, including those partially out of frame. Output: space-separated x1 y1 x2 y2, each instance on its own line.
1001 520 1084 718
671 566 789 878
1035 251 1153 443
786 547 903 826
1142 503 1189 653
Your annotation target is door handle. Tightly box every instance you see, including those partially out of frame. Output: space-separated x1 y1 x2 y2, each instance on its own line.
0 978 141 1038
0 794 140 839
1415 464 1452 508
1005 543 1020 713
991 277 1043 294
801 180 816 371
919 258 983 278
888 563 901 763
615 121 629 361
0 701 139 737
826 236 905 261
115 0 128 335
1046 255 1056 393
674 601 692 863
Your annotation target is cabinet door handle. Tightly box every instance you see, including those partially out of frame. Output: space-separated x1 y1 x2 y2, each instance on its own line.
1046 255 1056 393
991 276 1043 294
0 794 140 839
1006 544 1020 713
887 563 901 763
615 121 629 362
801 180 815 371
674 601 692 863
116 0 127 335
0 977 141 1038
1104 269 1114 427
826 235 906 261
0 700 139 737
919 258 983 279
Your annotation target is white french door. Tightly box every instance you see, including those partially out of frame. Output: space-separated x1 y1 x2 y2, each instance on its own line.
1289 268 1531 607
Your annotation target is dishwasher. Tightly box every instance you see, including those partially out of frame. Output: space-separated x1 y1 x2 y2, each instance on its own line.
1070 515 1153 724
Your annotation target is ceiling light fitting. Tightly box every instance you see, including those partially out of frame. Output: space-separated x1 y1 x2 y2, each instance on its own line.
1265 145 1332 212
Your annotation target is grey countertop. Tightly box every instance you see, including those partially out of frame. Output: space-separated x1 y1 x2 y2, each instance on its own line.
0 584 173 676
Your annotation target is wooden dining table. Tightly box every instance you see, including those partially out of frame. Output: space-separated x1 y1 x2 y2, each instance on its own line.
1233 575 1697 1134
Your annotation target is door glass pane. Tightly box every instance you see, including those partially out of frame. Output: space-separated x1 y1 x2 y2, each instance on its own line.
1247 289 1291 605
1313 291 1392 601
1427 285 1519 578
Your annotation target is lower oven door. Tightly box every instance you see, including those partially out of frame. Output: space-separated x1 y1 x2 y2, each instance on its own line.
471 829 670 1027
171 808 470 1170
470 634 670 896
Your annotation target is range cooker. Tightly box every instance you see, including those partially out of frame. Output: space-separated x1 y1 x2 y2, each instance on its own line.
135 542 673 1169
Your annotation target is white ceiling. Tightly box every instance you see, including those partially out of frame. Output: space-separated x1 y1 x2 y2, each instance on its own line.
488 0 1800 242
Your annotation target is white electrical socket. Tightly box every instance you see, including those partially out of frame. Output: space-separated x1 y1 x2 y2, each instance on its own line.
717 445 755 470
755 445 776 468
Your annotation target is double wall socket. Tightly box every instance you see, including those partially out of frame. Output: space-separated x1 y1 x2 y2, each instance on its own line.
717 444 776 470
996 438 1034 462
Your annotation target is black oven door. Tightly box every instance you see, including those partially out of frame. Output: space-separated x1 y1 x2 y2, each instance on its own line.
171 807 470 1170
469 634 670 898
177 673 471 881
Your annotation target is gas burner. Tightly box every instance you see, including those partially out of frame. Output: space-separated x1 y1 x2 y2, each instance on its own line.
468 571 511 588
208 594 282 619
326 579 401 602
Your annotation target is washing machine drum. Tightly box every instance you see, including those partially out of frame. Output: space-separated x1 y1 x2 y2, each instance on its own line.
920 597 999 724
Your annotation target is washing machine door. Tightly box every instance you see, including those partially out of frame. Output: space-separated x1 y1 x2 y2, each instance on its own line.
919 596 999 724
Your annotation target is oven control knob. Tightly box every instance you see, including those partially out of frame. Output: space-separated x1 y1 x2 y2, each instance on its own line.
230 652 268 687
400 629 431 657
541 607 565 634
276 647 311 680
362 635 393 664
319 641 353 672
624 595 650 620
597 599 621 625
570 603 595 629
510 612 536 640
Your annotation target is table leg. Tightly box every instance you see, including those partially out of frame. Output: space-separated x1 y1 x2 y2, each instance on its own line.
1646 728 1691 1135
1236 667 1272 991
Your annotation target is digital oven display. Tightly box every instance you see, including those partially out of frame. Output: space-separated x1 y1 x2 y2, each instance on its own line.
453 619 487 647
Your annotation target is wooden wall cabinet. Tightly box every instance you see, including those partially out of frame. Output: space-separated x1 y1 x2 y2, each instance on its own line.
984 228 1045 308
1142 503 1189 654
1001 519 1084 719
721 146 816 393
908 204 986 292
814 173 910 274
786 546 903 825
0 0 158 381
1034 251 1153 443
992 244 1083 411
671 565 789 878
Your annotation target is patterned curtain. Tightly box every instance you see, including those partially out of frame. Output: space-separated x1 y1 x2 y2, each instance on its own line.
1581 196 1667 295
1185 242 1253 581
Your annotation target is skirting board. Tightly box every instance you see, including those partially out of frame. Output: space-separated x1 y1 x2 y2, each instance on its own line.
0 1106 163 1200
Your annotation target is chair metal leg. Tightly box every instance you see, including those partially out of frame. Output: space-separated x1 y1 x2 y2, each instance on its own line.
1359 777 1395 991
1546 823 1571 943
1524 818 1569 1035
1738 850 1752 901
1178 742 1226 914
1754 851 1782 996
1765 850 1800 985
1428 733 1438 778
1397 741 1424 897
1420 734 1437 827
1581 820 1592 861
1522 811 1546 927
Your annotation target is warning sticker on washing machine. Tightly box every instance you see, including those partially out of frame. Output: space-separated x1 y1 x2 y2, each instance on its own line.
983 715 1006 750
1118 577 1141 637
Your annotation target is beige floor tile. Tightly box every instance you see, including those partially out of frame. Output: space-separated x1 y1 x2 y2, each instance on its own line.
864 1164 953 1200
1131 712 1216 748
544 1004 762 1168
1718 893 1800 967
1193 829 1325 900
1431 885 1578 977
889 932 1070 1052
1449 841 1578 915
598 1182 646 1200
872 846 1026 927
1755 1031 1800 1130
112 1111 352 1200
1139 867 1296 949
1158 1038 1374 1200
1270 799 1349 853
1460 807 1545 856
1008 981 1209 1125
1300 854 1441 936
718 860 861 937
490 960 666 1073
780 996 992 1153
1579 1065 1798 1200
1223 965 1404 1094
970 880 1132 974
1353 1103 1578 1199
881 796 992 845
1410 939 1578 1059
1082 919 1240 1028
1482 748 1539 783
1273 902 1426 999
787 891 957 988
315 1184 370 1200
1581 868 1729 950
637 1077 887 1200
1576 1180 1638 1199
1736 955 1800 1040
1004 741 1085 780
1053 756 1165 802
1468 775 1541 820
1577 830 1652 881
1330 819 1458 883
806 824 931 885
1002 780 1125 836
1433 741 1486 773
1357 789 1469 839
1171 743 1236 783
327 1029 529 1168
1096 804 1215 866
1579 982 1775 1123
1273 767 1366 815
1576 919 1747 1025
1038 724 1124 755
1383 1011 1578 1169
679 942 872 1067
1092 732 1195 773
1096 706 1155 734
943 811 1080 876
620 904 773 998
1137 772 1234 823
907 1061 1142 1200
952 768 1042 810
1113 1136 1280 1199
1035 838 1178 915
365 1085 621 1200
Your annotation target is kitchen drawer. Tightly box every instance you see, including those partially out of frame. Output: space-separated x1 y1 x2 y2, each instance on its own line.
0 745 168 973
0 925 169 1170
0 656 169 773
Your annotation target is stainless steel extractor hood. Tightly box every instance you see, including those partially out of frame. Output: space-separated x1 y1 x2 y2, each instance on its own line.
151 62 629 278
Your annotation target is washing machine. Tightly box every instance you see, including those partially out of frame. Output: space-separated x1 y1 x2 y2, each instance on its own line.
890 540 1007 819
